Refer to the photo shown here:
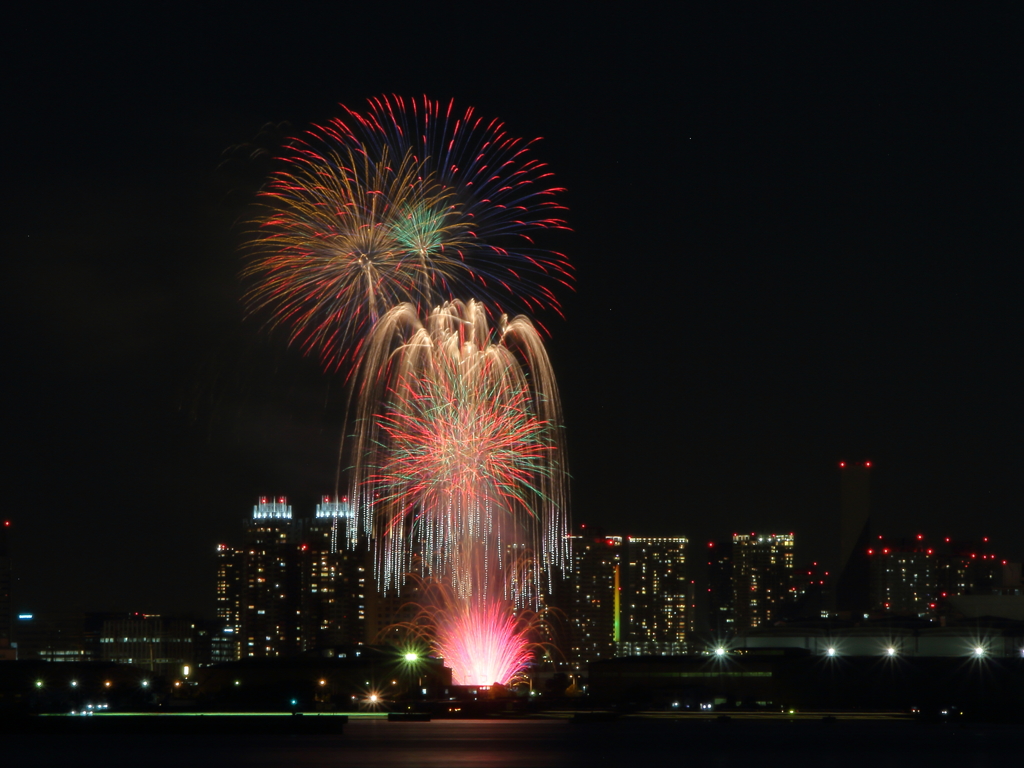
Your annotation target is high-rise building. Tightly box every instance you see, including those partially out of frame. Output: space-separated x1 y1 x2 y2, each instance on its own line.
868 535 1008 619
936 538 1003 597
305 496 369 647
867 538 935 618
218 497 306 658
620 537 691 654
568 530 622 669
216 496 374 660
731 532 795 629
706 540 735 637
783 559 832 621
214 542 242 659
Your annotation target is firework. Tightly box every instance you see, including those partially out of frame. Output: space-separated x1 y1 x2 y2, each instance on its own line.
244 96 572 370
427 591 538 686
242 98 573 685
243 144 467 366
437 600 539 686
340 95 573 302
352 299 569 608
385 578 549 686
350 300 567 684
438 602 533 686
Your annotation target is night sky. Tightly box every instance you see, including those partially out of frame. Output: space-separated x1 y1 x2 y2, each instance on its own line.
6 6 1021 618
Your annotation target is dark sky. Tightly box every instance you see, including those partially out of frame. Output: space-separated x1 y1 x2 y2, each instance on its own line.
5 5 1021 618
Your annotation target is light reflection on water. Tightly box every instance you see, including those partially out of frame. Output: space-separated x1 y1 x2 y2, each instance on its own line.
4 718 1021 768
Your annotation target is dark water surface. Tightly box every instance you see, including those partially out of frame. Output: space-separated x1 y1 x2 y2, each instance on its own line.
5 718 1021 767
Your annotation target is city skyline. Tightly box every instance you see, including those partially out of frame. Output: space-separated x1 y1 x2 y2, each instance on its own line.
9 500 1017 672
5 457 1020 620
6 6 1022 619
4 456 1019 729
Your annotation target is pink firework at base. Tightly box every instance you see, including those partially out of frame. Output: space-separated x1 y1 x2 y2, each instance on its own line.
389 576 547 686
352 300 569 685
435 598 535 686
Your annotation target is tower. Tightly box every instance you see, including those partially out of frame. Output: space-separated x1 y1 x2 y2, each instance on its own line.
0 520 11 646
835 461 872 617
